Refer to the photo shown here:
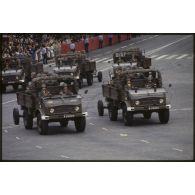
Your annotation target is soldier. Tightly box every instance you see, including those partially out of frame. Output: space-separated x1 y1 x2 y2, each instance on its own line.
41 83 51 97
60 82 73 95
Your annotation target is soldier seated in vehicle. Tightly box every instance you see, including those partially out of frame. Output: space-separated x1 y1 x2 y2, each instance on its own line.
59 82 73 96
40 83 51 97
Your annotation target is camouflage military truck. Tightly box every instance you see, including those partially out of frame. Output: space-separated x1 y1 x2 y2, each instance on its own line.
54 51 103 88
13 75 87 135
97 68 171 125
2 57 26 92
112 48 151 69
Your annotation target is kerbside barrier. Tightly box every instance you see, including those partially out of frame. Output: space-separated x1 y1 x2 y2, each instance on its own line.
61 34 131 53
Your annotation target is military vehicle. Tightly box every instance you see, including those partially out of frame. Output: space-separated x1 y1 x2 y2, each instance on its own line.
2 57 26 92
1 57 43 93
97 68 171 125
13 75 87 135
112 48 151 69
54 52 103 88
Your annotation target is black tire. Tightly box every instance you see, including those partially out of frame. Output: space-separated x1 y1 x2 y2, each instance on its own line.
2 85 6 93
13 84 18 91
159 109 169 124
143 112 152 119
123 106 133 126
97 71 103 82
37 113 48 135
75 117 86 133
87 74 93 86
13 108 20 125
78 79 83 89
21 84 26 91
108 105 118 121
23 109 33 129
60 120 68 127
97 100 104 116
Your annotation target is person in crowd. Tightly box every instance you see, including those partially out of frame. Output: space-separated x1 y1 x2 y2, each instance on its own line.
84 36 89 53
41 45 47 64
60 82 73 95
69 40 76 52
108 34 113 46
98 34 103 48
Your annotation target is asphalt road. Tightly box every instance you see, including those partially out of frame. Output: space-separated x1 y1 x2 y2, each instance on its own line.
2 34 194 160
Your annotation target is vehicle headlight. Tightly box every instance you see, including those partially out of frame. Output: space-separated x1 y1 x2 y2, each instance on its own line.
16 76 19 80
71 73 73 76
135 100 140 105
75 106 80 111
159 99 164 104
50 108 55 113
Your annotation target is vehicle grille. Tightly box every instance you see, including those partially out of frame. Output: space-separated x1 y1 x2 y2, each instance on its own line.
53 105 76 114
138 97 161 106
3 75 16 82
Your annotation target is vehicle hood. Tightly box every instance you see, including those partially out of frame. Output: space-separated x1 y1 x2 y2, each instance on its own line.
53 65 77 73
2 69 23 76
128 88 167 99
42 95 82 107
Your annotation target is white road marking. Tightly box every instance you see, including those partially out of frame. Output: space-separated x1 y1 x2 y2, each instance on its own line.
96 58 109 63
129 43 135 45
143 39 147 41
16 137 20 140
153 35 159 38
36 145 42 149
146 35 192 55
121 46 127 48
2 99 17 105
166 54 178 59
172 148 183 152
176 54 189 59
3 126 15 129
140 139 150 144
150 55 159 58
89 123 95 125
171 108 192 111
102 127 109 131
120 133 128 137
60 155 70 159
3 129 8 133
154 55 169 60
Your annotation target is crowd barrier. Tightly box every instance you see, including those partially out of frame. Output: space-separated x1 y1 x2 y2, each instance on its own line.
61 34 131 54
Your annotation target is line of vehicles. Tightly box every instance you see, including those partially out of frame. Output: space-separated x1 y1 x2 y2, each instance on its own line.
2 48 171 135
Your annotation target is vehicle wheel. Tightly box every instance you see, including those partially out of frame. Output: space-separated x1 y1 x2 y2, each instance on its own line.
108 105 118 121
13 84 18 91
158 109 169 124
2 85 6 93
87 74 93 86
78 79 83 89
97 71 103 82
13 108 20 125
37 113 48 135
97 100 104 116
22 84 26 91
143 112 152 119
60 120 68 127
123 106 133 126
23 109 33 129
74 117 86 133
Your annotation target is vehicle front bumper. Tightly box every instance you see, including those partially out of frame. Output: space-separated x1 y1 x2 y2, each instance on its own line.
2 79 25 85
127 104 171 111
41 112 88 120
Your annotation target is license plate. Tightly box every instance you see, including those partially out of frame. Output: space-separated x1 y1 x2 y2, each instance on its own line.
8 81 15 84
149 106 159 110
64 114 74 118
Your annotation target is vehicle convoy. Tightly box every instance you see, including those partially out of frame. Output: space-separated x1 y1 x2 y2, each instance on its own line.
2 57 26 92
54 51 103 88
1 57 43 93
97 68 171 125
13 74 87 135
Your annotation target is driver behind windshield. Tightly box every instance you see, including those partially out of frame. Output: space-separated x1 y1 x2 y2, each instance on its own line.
60 82 73 95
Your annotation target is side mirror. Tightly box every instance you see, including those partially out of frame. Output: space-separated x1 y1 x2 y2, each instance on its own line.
84 90 88 94
169 83 172 88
